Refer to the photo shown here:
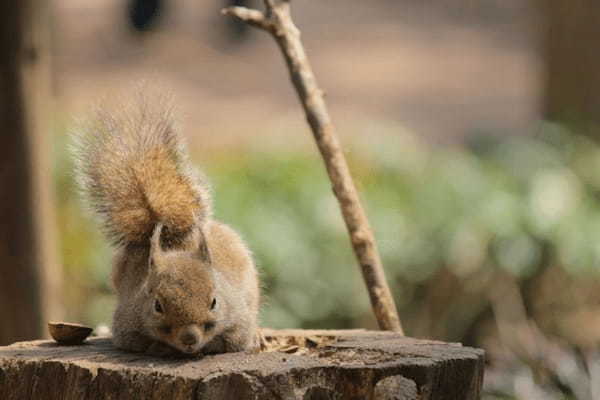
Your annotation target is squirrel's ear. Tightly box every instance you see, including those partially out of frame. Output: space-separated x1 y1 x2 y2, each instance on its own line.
195 228 211 264
150 222 165 269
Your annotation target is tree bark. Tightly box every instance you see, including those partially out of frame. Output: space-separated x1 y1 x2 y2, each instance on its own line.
0 0 62 345
537 0 600 133
0 330 484 399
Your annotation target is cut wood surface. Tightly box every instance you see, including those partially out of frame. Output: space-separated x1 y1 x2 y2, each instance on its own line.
0 329 484 399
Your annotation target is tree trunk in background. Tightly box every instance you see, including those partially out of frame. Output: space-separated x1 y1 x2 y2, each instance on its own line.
0 1 62 345
538 0 600 133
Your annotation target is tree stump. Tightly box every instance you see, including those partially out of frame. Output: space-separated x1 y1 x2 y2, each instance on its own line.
0 329 484 399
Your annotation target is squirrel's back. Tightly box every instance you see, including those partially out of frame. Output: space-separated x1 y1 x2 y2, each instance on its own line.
73 98 210 247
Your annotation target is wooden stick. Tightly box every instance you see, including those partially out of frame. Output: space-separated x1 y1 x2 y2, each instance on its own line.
223 0 404 333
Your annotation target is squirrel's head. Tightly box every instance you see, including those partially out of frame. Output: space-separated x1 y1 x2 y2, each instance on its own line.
144 223 220 355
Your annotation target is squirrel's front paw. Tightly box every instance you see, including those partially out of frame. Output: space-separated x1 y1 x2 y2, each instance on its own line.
202 335 227 355
146 341 179 357
202 329 257 354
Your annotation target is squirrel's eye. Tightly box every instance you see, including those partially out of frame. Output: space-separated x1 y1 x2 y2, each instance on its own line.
210 298 216 310
154 299 163 313
204 321 215 332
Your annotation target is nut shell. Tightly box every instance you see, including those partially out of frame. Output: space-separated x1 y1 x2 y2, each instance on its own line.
48 322 93 345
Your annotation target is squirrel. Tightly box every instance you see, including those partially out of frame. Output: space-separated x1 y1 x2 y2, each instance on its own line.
73 97 260 356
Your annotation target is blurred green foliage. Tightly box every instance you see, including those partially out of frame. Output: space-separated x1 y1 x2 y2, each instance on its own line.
54 122 600 344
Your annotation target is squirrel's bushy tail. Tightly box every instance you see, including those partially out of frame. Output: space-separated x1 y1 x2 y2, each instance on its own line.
73 97 210 247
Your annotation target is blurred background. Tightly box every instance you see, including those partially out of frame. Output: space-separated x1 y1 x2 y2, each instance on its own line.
2 0 600 398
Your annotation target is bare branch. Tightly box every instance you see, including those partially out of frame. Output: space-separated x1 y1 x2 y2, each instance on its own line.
221 7 271 31
223 0 403 333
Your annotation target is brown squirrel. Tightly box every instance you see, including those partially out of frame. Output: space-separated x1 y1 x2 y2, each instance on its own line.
73 97 260 356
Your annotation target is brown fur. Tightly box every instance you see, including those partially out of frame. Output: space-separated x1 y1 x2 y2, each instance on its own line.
73 97 210 246
74 98 259 356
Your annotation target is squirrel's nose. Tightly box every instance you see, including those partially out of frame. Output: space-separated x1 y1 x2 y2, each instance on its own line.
180 331 198 346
